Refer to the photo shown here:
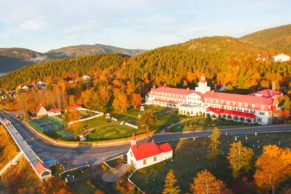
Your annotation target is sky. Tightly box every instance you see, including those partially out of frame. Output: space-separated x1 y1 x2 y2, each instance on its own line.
0 0 290 52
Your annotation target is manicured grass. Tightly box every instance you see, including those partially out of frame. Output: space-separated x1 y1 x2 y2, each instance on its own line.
168 117 256 132
73 116 140 140
131 132 291 194
113 105 180 130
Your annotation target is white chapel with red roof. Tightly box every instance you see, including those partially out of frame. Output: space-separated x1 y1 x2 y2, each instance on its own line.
127 134 173 170
146 75 282 125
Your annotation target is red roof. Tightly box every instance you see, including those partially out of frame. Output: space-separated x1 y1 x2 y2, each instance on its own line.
249 89 283 98
149 86 196 98
159 143 173 152
48 108 61 113
207 107 256 118
36 104 46 113
204 91 273 111
69 104 81 109
35 161 46 175
131 142 173 161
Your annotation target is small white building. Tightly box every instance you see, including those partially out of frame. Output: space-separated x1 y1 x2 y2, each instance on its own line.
36 104 48 117
47 108 61 116
127 134 173 170
271 53 290 62
82 75 91 81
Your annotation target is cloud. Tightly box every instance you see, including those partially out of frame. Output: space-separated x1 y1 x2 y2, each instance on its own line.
19 20 48 32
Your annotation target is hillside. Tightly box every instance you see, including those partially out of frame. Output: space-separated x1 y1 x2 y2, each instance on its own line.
48 43 144 57
240 24 291 52
0 36 289 93
124 36 288 91
0 53 129 89
0 44 143 74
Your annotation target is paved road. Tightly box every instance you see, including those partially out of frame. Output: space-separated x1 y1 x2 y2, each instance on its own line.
0 118 40 167
1 110 290 169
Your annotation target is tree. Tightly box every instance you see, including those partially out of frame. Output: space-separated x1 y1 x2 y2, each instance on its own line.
112 91 128 112
64 109 80 123
254 145 291 194
208 127 220 160
163 170 180 194
227 141 253 178
130 93 142 109
192 170 231 194
137 111 156 131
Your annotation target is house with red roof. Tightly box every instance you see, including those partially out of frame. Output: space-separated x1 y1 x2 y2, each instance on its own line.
146 76 281 125
36 104 48 117
48 108 61 116
127 134 173 170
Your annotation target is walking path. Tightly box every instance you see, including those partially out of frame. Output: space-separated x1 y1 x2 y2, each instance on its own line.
102 164 129 182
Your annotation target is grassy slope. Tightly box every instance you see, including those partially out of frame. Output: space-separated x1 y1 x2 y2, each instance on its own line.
131 132 291 194
0 126 19 169
241 24 291 52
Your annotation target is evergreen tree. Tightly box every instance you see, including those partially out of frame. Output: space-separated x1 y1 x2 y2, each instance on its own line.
163 170 180 194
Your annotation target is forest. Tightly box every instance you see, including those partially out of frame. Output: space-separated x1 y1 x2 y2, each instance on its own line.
0 36 290 117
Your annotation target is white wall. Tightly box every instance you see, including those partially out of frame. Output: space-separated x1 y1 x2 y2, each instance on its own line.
127 149 173 170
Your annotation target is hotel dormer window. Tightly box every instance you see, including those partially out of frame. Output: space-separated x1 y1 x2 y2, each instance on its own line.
232 101 235 105
227 101 230 105
252 104 255 108
239 102 242 107
261 105 265 110
245 103 248 107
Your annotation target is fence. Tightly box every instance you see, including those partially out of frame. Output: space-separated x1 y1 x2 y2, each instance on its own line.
68 112 104 125
124 122 138 129
0 152 23 176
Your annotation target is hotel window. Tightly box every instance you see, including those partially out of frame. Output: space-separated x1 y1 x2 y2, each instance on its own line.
252 104 255 108
245 103 248 107
257 118 262 122
261 105 265 110
227 101 230 105
259 111 265 115
239 102 242 107
153 156 157 161
143 159 147 165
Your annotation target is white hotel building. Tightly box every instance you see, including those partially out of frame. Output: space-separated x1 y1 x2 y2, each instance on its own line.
145 76 282 125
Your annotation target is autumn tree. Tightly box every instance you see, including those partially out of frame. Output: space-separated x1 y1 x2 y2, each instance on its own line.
130 93 142 109
254 145 291 194
192 170 231 194
163 170 180 194
64 109 81 123
137 111 156 131
208 127 220 160
112 91 128 112
116 166 135 194
227 141 253 178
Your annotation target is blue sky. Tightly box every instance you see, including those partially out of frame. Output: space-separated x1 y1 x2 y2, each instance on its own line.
0 0 290 52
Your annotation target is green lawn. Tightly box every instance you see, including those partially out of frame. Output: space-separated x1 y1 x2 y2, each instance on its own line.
131 132 291 194
167 117 256 132
72 116 140 140
112 105 180 130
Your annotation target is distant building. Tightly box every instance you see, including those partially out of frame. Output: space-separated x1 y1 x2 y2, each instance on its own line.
146 75 282 125
47 108 61 116
271 53 290 62
82 75 91 81
36 104 48 117
127 134 173 170
68 104 83 111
